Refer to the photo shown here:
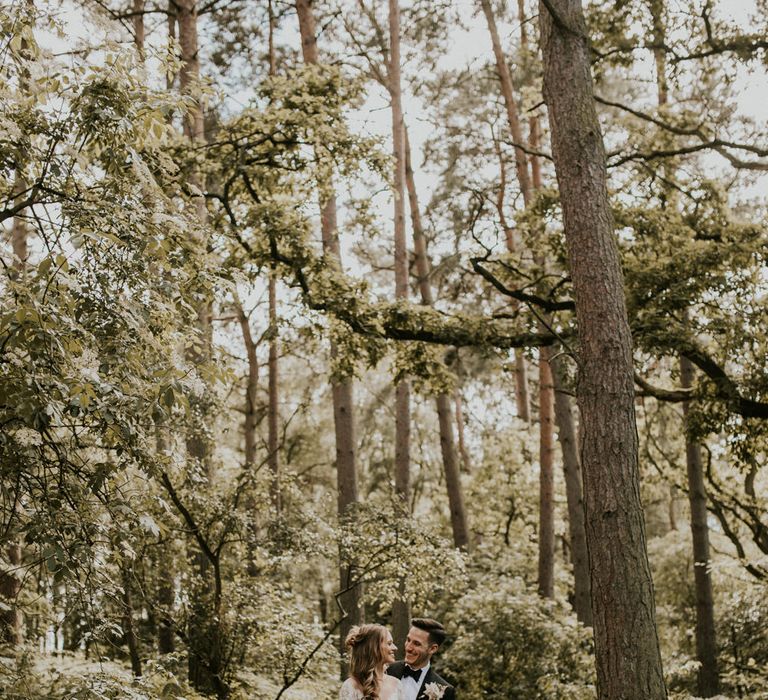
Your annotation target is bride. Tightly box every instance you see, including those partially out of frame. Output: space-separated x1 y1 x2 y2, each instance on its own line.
339 624 404 700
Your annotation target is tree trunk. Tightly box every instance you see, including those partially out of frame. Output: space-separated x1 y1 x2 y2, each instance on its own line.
157 568 175 654
177 2 222 694
405 128 471 550
681 357 719 696
2 136 29 649
454 392 472 473
122 565 143 677
154 430 176 655
388 0 415 655
647 0 718 690
236 300 259 473
480 0 532 206
267 273 281 514
266 0 281 519
486 0 556 596
166 0 177 94
539 2 667 698
133 0 145 58
491 134 531 422
537 347 555 598
551 356 592 625
0 541 22 645
295 0 363 672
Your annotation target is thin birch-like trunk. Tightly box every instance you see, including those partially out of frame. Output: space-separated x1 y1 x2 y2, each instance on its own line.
295 0 363 674
405 128 470 550
388 0 414 655
648 0 718 690
550 356 592 625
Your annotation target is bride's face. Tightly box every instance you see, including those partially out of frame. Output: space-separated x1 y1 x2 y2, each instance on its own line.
381 631 397 664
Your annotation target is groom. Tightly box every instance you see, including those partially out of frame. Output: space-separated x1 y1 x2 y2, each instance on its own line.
387 618 456 700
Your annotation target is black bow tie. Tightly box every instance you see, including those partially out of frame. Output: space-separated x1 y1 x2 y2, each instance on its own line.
402 666 421 682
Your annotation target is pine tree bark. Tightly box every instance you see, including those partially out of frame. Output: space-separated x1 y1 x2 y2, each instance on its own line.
177 2 223 694
681 357 719 696
295 0 363 672
267 274 281 513
539 1 667 697
550 356 592 625
388 0 414 655
480 0 532 205
133 0 145 58
537 348 555 598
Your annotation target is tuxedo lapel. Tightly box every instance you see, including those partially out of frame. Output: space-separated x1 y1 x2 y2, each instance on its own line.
415 667 434 699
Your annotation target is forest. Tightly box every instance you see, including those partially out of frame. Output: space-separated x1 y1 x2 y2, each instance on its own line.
1 0 767 698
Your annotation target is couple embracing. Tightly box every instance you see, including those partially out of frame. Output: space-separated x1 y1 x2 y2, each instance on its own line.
340 617 456 700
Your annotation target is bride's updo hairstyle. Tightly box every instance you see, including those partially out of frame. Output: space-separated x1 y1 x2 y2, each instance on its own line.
344 624 388 699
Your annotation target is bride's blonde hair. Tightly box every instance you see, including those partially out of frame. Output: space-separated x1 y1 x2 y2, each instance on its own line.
344 624 388 699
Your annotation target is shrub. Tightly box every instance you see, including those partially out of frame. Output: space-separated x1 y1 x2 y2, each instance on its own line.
442 576 595 700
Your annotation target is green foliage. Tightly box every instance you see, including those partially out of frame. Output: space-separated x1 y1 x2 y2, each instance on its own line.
0 651 208 700
716 582 768 697
442 576 596 700
339 497 467 616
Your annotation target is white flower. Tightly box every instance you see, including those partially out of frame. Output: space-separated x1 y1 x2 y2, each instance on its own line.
423 682 447 700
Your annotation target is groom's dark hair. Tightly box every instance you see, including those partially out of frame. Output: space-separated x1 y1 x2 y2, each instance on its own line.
411 618 447 647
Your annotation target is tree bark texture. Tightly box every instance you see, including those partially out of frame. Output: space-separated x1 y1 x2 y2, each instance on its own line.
166 0 177 93
122 565 143 677
236 301 259 472
389 0 411 514
268 273 281 514
539 2 667 698
454 392 472 473
178 3 222 694
537 347 555 598
295 0 363 671
551 356 592 625
480 0 532 206
0 541 22 645
133 0 145 58
177 0 204 146
681 357 719 696
388 0 415 653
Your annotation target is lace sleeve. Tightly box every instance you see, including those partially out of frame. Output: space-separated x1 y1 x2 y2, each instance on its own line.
397 679 406 700
340 679 361 700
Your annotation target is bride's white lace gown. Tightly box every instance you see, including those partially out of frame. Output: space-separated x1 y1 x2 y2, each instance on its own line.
339 678 405 700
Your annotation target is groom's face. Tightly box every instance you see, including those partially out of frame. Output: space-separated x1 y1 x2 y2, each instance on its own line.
404 626 437 669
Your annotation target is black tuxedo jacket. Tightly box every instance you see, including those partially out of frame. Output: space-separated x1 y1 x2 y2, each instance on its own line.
386 660 456 700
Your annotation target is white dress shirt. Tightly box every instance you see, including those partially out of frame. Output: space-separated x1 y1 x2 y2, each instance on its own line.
400 662 429 700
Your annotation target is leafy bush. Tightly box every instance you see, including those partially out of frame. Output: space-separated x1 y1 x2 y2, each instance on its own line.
0 650 208 700
442 576 595 700
716 583 768 699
